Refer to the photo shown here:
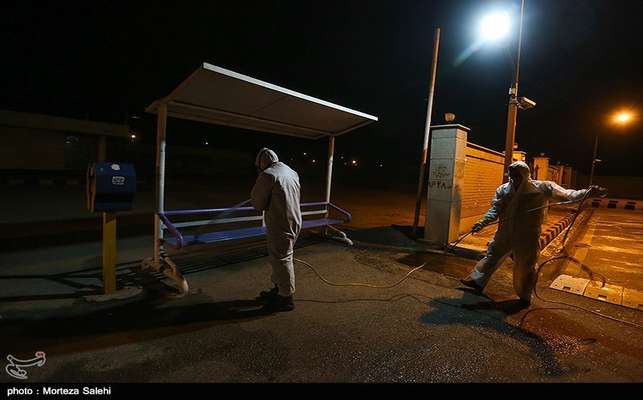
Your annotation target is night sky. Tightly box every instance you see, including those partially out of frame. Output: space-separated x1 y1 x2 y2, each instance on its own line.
3 0 642 176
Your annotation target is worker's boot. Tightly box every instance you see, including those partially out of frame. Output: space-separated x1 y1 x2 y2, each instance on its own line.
459 278 484 293
264 294 295 312
257 285 279 301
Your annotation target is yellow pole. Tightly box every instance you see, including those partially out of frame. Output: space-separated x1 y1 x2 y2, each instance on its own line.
102 212 117 294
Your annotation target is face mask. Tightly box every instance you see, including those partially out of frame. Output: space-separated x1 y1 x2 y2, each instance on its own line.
510 175 523 188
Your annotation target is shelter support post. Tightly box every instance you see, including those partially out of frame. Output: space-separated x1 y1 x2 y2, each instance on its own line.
143 102 189 296
325 136 335 207
322 136 335 236
154 103 168 264
322 136 351 245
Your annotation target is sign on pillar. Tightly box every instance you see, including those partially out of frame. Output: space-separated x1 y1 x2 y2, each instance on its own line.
533 155 549 181
424 125 469 245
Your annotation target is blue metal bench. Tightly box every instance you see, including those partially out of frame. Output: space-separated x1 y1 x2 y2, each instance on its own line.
160 201 352 250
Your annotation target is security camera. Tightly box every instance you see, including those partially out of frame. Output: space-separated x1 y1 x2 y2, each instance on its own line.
518 97 536 110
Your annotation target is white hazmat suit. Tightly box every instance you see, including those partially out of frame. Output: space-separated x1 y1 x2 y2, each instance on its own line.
464 161 590 302
251 148 302 297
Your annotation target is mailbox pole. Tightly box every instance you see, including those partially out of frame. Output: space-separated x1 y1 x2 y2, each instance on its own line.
102 212 117 294
96 136 116 294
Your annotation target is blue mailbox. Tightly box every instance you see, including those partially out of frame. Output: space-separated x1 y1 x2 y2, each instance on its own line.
86 162 137 212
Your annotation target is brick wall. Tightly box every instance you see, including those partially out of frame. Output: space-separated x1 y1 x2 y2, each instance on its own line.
460 143 504 232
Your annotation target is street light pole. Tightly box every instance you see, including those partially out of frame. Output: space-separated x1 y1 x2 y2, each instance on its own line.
589 134 599 186
412 27 441 236
502 0 525 183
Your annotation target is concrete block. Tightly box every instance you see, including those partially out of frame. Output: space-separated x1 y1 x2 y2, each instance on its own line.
622 288 643 310
550 274 590 295
583 282 623 305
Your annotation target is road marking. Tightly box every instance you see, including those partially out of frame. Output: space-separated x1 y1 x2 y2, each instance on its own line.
564 220 596 275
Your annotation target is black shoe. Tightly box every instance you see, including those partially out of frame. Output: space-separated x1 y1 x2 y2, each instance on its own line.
257 285 279 301
460 278 483 293
263 295 295 312
517 299 531 308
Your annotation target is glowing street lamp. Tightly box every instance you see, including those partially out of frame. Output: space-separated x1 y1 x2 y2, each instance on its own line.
485 1 529 183
590 110 636 185
613 111 633 125
479 12 511 42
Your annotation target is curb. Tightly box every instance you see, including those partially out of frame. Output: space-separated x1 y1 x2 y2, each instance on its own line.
539 212 576 249
590 198 643 211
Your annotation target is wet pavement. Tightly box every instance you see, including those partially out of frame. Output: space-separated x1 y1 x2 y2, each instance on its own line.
1 228 642 382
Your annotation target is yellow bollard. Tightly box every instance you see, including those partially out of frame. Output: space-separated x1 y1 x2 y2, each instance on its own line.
101 212 117 294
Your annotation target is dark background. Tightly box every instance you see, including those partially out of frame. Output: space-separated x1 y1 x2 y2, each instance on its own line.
2 0 642 176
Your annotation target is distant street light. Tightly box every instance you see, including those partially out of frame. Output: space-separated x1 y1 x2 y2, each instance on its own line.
613 111 633 125
589 110 637 185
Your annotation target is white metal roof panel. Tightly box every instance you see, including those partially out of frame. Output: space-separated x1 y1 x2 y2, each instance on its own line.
146 63 378 139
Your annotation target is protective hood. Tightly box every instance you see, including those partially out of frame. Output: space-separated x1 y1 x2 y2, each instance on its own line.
255 148 279 171
508 161 533 193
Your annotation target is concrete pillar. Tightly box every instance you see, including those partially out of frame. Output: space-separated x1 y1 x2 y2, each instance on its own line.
424 124 469 245
512 150 526 162
563 166 573 188
554 163 563 184
532 155 549 181
571 168 578 188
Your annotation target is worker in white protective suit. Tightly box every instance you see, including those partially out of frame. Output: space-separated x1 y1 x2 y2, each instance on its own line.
251 148 302 312
460 161 606 304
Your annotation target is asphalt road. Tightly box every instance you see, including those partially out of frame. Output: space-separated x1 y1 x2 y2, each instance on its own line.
1 231 642 382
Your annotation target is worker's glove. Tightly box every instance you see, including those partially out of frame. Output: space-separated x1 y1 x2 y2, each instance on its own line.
471 221 485 233
589 185 608 198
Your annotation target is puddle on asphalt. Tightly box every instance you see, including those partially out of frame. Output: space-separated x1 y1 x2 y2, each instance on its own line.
396 252 476 278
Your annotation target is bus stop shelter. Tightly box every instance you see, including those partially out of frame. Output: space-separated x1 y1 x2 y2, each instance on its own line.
144 63 378 293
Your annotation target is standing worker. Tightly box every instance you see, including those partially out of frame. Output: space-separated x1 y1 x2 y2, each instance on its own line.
460 161 606 304
251 148 302 312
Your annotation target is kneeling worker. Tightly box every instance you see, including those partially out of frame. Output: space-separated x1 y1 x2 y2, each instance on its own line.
460 161 606 304
251 148 302 312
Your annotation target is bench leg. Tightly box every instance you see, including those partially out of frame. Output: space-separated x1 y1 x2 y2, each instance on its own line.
325 225 354 246
141 256 190 297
